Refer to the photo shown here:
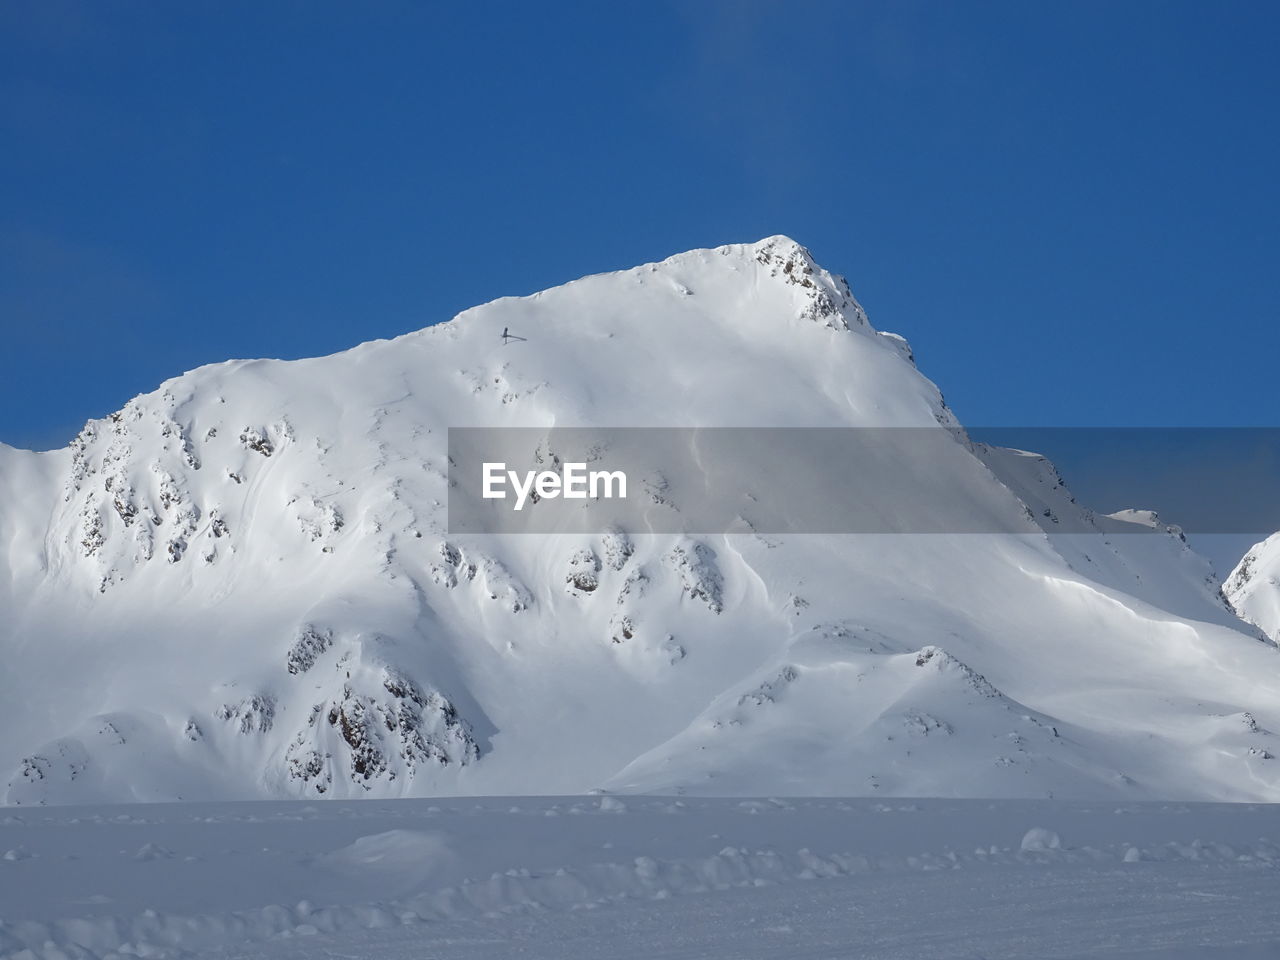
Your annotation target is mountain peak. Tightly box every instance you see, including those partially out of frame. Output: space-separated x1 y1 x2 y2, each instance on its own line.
651 235 866 333
750 236 866 331
750 233 813 259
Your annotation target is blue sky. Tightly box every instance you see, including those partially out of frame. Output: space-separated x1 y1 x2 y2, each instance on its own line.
2 1 1278 452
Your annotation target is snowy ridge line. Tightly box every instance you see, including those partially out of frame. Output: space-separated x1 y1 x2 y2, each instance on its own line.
3 822 1277 959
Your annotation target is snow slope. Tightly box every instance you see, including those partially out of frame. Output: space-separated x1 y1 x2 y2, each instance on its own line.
3 796 1280 960
1 236 1276 805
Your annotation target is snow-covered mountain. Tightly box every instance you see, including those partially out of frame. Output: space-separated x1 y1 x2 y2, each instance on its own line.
2 236 1278 805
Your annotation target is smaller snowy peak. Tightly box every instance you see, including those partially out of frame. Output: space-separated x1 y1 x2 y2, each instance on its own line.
1107 509 1165 529
1225 532 1280 640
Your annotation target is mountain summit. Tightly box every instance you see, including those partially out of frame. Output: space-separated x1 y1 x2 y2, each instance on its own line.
1 238 1276 805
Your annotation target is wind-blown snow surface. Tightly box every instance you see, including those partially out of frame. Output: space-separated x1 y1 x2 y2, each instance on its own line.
1 236 1278 804
3 796 1280 960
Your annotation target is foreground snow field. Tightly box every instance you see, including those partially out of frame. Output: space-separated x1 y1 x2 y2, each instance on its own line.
3 795 1280 959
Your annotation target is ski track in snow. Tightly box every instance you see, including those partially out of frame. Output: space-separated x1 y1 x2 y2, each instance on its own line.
2 796 1280 959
